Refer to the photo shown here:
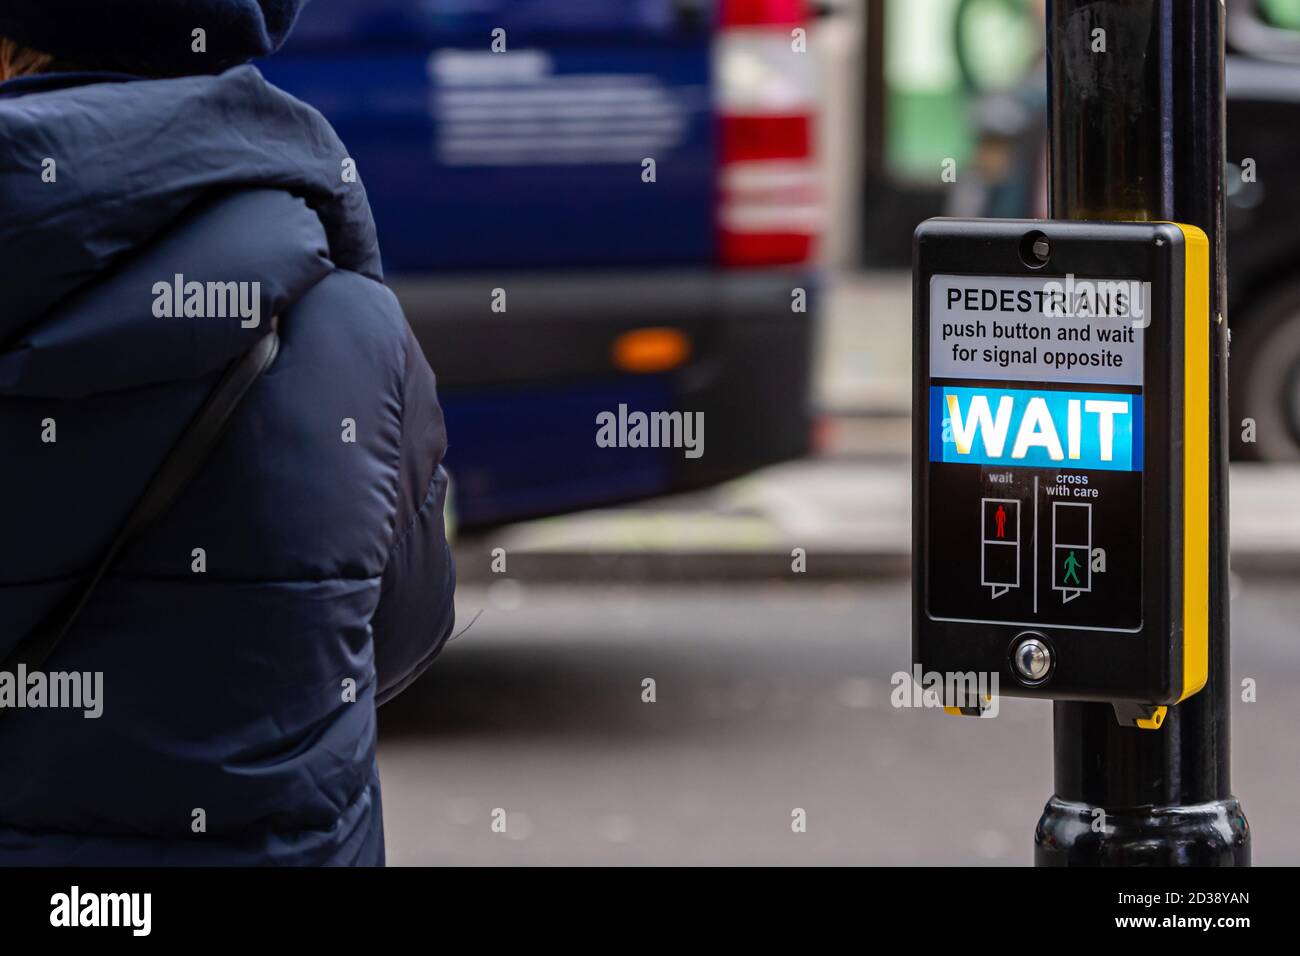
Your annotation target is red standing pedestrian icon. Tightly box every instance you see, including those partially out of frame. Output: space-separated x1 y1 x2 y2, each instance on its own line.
981 498 1019 600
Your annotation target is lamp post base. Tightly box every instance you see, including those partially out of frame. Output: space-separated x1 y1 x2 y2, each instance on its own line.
1034 796 1251 866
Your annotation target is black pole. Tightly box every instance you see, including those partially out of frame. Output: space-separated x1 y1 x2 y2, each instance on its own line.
1034 0 1250 865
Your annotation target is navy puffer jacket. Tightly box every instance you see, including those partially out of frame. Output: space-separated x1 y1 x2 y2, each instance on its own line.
0 66 456 865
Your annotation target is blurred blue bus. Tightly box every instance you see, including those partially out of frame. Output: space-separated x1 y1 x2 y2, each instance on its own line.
260 0 821 526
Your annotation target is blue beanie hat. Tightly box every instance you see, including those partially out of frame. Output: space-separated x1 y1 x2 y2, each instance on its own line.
0 0 306 77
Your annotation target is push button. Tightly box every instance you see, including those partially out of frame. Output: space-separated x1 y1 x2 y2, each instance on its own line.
1012 633 1052 683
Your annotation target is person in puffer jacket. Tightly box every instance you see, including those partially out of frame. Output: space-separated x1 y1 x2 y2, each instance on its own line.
0 0 456 865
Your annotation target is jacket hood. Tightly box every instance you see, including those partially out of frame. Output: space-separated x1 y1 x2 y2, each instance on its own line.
0 66 381 398
0 0 307 77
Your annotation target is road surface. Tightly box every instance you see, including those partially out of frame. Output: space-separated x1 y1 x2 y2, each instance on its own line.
378 576 1296 865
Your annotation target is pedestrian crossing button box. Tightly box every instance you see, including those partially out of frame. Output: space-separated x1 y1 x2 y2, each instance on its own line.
911 219 1210 707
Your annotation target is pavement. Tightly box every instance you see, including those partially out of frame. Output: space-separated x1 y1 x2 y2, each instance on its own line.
456 449 1300 581
455 269 1300 581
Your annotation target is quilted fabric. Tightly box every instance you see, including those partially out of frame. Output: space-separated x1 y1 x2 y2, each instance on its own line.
0 66 456 865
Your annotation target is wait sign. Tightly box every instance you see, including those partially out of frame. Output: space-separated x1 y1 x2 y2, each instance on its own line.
932 386 1141 471
912 219 1209 712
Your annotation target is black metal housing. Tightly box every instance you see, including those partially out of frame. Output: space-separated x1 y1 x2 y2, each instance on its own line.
913 218 1191 704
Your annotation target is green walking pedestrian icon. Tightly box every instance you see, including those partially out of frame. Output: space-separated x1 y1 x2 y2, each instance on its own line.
1062 550 1082 586
1052 502 1092 604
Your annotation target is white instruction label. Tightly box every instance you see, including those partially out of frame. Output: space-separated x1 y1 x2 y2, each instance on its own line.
930 274 1147 386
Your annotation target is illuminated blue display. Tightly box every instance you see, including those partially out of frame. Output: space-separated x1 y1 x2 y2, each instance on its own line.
930 386 1143 472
